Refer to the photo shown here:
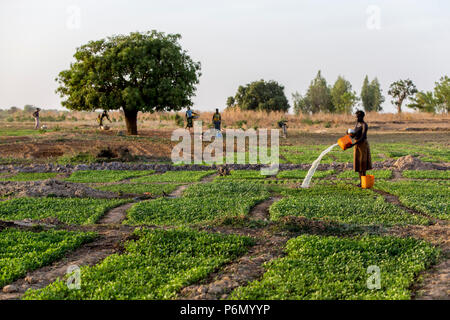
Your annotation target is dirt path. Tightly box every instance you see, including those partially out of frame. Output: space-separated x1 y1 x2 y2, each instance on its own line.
413 257 449 300
249 197 281 221
97 201 137 225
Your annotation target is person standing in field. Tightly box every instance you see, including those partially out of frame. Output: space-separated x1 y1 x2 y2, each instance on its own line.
348 110 372 187
278 119 288 138
185 106 194 131
32 108 41 129
212 108 221 131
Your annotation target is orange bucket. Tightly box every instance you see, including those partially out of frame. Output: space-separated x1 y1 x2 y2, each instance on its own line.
338 135 353 151
361 175 374 189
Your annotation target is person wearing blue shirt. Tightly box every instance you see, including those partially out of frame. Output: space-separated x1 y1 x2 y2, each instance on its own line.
186 107 193 130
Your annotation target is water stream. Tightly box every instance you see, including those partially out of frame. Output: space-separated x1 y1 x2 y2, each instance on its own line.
301 143 338 188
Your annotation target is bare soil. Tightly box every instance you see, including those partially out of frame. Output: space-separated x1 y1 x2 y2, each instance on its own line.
97 202 137 224
0 179 120 199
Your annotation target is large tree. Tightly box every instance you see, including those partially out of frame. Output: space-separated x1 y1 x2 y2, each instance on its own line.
55 31 201 135
331 76 358 114
233 80 290 112
388 79 417 113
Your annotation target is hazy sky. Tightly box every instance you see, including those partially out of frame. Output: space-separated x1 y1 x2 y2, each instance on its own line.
0 0 449 113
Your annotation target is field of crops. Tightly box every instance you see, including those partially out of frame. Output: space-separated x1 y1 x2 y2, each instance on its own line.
0 167 447 301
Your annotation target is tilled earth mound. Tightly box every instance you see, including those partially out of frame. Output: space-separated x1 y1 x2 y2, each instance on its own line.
393 155 436 170
0 179 118 199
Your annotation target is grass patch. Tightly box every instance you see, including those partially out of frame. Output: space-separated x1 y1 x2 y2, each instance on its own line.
0 198 131 224
65 170 155 183
214 170 270 180
23 228 253 300
277 169 334 179
230 234 440 300
0 129 40 137
270 183 429 226
402 170 450 179
0 229 96 288
0 172 59 181
131 170 215 183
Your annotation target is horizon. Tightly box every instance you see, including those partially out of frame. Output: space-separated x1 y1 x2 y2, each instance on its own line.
1 0 449 113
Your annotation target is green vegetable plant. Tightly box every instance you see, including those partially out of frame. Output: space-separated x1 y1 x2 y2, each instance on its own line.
0 229 96 287
230 234 440 300
125 181 270 226
65 170 155 183
270 183 429 226
23 228 253 300
0 198 131 224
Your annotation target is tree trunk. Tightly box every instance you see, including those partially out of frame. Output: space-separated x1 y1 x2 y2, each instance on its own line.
397 102 402 113
123 108 138 135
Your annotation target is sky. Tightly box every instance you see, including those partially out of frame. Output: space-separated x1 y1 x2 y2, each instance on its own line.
0 0 449 113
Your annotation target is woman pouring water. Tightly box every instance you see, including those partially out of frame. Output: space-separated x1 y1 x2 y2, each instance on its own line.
348 110 372 187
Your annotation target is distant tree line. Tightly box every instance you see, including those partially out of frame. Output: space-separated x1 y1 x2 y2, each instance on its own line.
227 71 448 114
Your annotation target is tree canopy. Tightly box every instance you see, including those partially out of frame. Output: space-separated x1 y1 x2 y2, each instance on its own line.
231 80 290 112
388 79 417 113
56 31 201 135
331 76 358 114
408 76 449 113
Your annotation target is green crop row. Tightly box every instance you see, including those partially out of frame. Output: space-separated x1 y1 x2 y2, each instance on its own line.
401 170 450 179
0 229 96 288
94 183 181 196
375 180 449 220
125 181 270 226
0 198 131 224
214 170 269 180
230 234 440 300
23 228 253 300
270 183 429 226
65 170 155 183
0 172 60 181
336 170 392 179
131 170 215 183
280 143 448 164
276 169 335 179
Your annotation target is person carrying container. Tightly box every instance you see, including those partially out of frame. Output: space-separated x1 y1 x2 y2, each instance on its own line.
348 110 372 187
